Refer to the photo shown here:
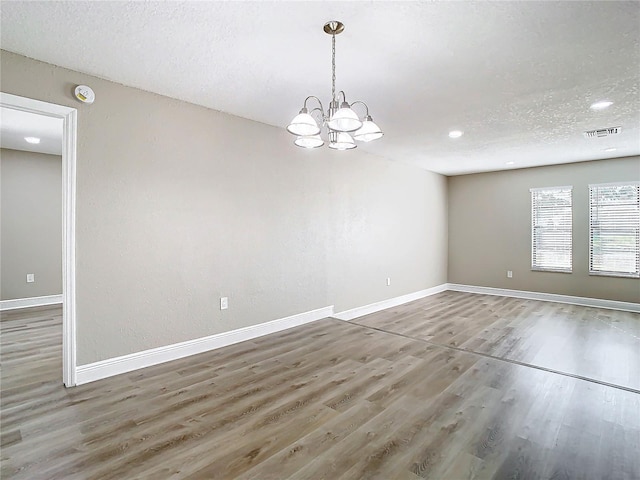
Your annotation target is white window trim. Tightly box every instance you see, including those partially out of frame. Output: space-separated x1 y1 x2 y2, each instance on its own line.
588 181 640 188
589 181 640 279
530 185 574 192
530 186 573 273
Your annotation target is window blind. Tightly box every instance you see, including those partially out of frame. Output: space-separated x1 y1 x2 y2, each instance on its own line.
589 182 640 278
531 186 572 272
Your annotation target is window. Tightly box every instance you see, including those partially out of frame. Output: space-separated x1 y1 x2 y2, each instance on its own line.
589 182 640 278
531 186 572 272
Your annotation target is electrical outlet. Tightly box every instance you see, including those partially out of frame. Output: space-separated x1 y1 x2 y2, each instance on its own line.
220 297 228 310
386 277 391 286
26 273 35 283
507 270 513 278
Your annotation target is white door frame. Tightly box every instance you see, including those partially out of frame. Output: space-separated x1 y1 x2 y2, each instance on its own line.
1 92 77 387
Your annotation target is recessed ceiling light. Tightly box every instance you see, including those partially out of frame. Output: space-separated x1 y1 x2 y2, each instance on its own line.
506 161 515 165
448 130 463 139
604 147 617 152
590 100 613 111
24 136 41 144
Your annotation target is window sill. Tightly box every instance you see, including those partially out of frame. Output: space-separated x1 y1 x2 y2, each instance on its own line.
589 271 640 279
531 268 572 274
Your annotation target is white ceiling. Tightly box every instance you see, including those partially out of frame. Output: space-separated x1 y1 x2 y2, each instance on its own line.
0 107 63 155
1 1 639 175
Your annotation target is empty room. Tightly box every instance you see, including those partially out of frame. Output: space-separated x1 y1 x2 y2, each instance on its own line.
1 2 639 479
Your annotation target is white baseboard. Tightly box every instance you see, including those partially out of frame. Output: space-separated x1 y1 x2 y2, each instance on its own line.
75 305 334 385
0 294 63 311
446 284 640 313
333 284 448 321
71 282 638 386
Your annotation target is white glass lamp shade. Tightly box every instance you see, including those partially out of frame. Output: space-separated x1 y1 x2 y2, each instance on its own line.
327 104 363 132
294 135 324 149
328 132 357 150
287 111 321 136
353 117 383 142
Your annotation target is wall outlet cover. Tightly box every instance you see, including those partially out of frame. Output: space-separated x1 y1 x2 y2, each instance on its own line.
26 273 35 283
220 297 228 310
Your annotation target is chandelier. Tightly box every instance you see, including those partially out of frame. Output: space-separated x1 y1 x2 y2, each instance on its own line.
286 21 383 150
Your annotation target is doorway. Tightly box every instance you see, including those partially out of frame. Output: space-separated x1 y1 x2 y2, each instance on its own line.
0 92 77 387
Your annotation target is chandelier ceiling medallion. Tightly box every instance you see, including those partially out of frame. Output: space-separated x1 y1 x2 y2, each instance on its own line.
286 20 383 150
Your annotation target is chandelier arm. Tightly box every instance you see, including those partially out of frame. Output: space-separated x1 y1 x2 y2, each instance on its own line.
303 95 325 113
350 101 370 117
308 107 325 124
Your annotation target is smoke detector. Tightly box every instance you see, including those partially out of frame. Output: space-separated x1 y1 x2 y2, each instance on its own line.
584 126 622 139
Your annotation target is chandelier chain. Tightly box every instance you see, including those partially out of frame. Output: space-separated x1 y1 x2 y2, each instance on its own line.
331 33 336 102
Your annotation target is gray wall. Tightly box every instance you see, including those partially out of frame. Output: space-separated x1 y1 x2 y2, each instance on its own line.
448 156 640 303
0 51 448 364
1 148 62 300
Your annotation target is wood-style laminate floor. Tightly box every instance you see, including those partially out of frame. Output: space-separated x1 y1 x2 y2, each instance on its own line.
1 292 639 479
355 291 640 393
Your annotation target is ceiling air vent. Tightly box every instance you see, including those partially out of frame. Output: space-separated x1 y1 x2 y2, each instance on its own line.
583 126 622 138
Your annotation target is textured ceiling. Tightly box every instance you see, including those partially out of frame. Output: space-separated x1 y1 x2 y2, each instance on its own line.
1 1 639 175
0 107 63 155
